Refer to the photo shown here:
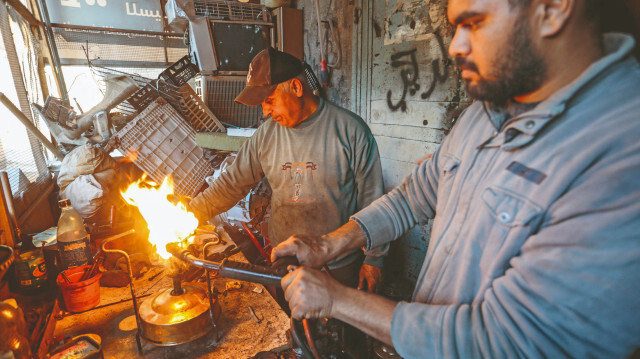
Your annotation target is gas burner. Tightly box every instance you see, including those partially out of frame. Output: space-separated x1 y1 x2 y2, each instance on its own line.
101 230 220 353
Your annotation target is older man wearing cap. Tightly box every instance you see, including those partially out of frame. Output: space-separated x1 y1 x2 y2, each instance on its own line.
189 47 388 290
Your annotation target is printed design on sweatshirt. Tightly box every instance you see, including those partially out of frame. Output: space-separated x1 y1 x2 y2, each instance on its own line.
281 161 318 202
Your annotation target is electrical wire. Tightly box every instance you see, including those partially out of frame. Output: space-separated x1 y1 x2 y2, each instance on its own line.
303 318 322 359
313 0 325 64
323 19 341 68
301 265 335 359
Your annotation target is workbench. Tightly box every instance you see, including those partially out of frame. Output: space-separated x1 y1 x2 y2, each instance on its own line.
53 261 290 358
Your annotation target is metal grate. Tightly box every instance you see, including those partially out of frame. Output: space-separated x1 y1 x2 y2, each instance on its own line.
91 65 155 88
127 80 225 133
89 65 155 116
1 4 52 235
193 0 271 22
52 27 188 67
115 99 214 198
171 84 226 133
196 75 262 128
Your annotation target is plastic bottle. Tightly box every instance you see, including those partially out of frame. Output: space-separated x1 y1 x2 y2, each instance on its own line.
57 199 91 270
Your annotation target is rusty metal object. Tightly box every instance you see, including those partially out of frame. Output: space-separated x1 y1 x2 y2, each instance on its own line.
247 305 262 324
139 284 220 346
0 299 32 359
0 244 14 282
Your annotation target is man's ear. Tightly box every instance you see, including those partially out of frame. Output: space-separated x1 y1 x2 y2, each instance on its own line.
289 78 304 97
535 0 575 37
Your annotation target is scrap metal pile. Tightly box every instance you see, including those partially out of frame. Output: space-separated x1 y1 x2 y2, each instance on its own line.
34 56 226 204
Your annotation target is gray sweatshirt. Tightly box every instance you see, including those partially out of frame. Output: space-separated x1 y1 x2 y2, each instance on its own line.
353 33 640 358
191 99 388 267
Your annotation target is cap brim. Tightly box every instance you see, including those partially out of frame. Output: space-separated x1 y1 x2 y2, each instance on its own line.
234 84 278 106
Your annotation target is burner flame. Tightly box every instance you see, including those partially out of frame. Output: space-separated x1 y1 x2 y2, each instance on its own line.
121 176 198 259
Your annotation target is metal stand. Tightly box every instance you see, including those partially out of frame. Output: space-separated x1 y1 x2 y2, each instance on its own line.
100 229 146 353
203 233 222 341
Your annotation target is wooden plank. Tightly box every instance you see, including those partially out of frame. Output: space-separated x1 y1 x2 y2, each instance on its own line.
5 0 40 27
0 181 15 248
196 132 248 152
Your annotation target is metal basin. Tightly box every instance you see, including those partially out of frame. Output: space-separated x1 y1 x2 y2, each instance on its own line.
139 284 220 346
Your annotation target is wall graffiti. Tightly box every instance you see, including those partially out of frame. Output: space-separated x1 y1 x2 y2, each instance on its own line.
386 32 450 112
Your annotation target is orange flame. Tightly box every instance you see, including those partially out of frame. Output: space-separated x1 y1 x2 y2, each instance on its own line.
121 176 198 259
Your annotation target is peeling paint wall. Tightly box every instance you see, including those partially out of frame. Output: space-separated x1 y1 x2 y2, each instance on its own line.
295 0 470 285
361 0 470 284
294 0 356 106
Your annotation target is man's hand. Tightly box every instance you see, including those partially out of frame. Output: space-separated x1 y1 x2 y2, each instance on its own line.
281 264 397 345
271 234 333 268
358 264 383 293
271 221 369 267
281 266 345 319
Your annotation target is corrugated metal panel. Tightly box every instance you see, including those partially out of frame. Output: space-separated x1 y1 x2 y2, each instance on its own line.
196 75 262 128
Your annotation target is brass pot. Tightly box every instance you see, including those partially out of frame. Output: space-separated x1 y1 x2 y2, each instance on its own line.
139 284 220 346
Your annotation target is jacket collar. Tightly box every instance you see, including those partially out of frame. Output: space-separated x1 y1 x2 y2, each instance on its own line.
481 33 636 150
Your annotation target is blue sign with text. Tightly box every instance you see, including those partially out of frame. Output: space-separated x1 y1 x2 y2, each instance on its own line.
45 0 165 32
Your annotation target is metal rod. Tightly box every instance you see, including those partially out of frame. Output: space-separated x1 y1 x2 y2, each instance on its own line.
203 241 218 338
0 93 65 160
167 243 285 287
168 242 220 271
0 171 19 242
36 0 69 105
100 229 144 353
50 22 183 37
171 275 184 296
60 292 153 317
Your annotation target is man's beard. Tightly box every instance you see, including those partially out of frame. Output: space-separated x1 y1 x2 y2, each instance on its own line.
458 15 547 105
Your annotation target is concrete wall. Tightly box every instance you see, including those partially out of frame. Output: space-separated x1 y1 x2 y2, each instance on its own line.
294 0 357 106
296 0 470 285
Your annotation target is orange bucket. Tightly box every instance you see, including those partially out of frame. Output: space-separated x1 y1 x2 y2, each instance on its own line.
57 265 102 312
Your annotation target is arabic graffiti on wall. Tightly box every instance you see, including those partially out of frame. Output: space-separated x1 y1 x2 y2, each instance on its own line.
46 0 164 32
386 32 450 112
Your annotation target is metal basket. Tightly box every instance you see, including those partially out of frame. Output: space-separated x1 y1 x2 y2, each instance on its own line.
115 98 214 197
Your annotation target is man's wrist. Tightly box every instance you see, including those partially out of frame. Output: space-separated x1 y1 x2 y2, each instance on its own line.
328 281 355 319
323 221 368 259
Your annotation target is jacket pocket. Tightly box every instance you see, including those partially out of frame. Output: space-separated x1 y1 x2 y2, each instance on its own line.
477 186 543 277
481 186 542 228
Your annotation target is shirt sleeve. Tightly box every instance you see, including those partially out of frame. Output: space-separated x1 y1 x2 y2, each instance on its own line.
352 143 442 250
352 127 389 267
188 130 265 222
389 149 640 358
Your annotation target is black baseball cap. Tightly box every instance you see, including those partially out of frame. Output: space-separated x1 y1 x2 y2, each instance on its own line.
234 47 304 106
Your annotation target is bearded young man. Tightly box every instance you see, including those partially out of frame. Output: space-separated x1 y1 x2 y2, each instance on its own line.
189 47 388 292
271 0 640 357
